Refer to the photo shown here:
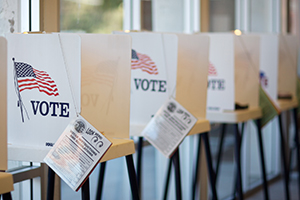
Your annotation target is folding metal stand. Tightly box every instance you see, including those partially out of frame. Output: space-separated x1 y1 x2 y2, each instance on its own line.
81 178 90 200
162 132 218 200
291 108 300 200
278 113 291 200
288 108 300 200
94 155 140 200
161 148 182 200
213 119 269 200
136 137 144 197
47 154 140 200
1 193 13 200
46 167 55 200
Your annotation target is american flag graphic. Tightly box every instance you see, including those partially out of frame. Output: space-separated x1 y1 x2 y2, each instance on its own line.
260 71 268 87
208 62 217 76
15 61 59 96
131 49 158 75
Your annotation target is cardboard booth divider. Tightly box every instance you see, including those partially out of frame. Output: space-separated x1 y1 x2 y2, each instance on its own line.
258 34 298 110
205 33 260 113
277 35 298 103
0 37 7 170
258 34 279 101
175 34 211 135
79 34 132 140
234 35 260 108
7 33 81 162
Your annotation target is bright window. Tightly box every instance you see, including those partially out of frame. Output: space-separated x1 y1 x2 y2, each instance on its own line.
60 0 123 33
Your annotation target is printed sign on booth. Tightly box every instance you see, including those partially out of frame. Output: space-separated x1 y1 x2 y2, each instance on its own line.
206 34 235 112
114 32 178 136
7 34 81 161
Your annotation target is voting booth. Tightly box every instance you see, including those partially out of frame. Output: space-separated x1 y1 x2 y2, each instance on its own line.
113 32 178 137
5 33 139 199
176 33 218 199
157 34 217 200
203 32 266 200
6 33 81 162
135 33 212 152
6 33 135 162
259 34 299 200
259 34 298 108
76 33 139 199
0 36 14 199
79 33 135 161
205 33 261 121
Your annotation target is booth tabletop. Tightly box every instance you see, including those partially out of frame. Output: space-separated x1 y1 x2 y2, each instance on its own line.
0 172 13 194
206 107 262 124
100 138 135 163
187 119 211 136
276 99 298 112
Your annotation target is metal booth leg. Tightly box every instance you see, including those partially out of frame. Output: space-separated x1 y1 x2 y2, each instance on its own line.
255 119 270 200
136 137 144 197
233 123 243 200
2 193 12 200
95 162 107 200
292 108 300 200
215 124 227 181
192 134 202 200
202 132 218 200
46 167 55 200
192 132 218 200
126 155 140 200
162 148 182 200
163 158 173 200
81 178 90 200
172 148 182 200
278 114 291 200
233 123 245 198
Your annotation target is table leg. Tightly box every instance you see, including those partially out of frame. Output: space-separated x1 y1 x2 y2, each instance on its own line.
46 167 55 200
202 132 218 200
95 162 107 200
278 114 290 200
126 155 140 200
255 118 270 200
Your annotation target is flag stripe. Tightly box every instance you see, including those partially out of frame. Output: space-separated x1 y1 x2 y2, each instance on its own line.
19 85 59 96
18 81 58 92
18 82 59 94
18 78 58 88
18 82 58 92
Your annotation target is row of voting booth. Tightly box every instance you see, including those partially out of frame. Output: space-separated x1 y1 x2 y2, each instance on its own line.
0 31 299 200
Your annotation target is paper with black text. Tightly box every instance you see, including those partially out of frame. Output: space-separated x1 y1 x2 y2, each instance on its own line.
142 98 196 158
44 115 111 191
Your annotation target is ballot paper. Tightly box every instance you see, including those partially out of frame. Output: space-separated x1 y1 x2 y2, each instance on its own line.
142 98 196 158
44 115 111 191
